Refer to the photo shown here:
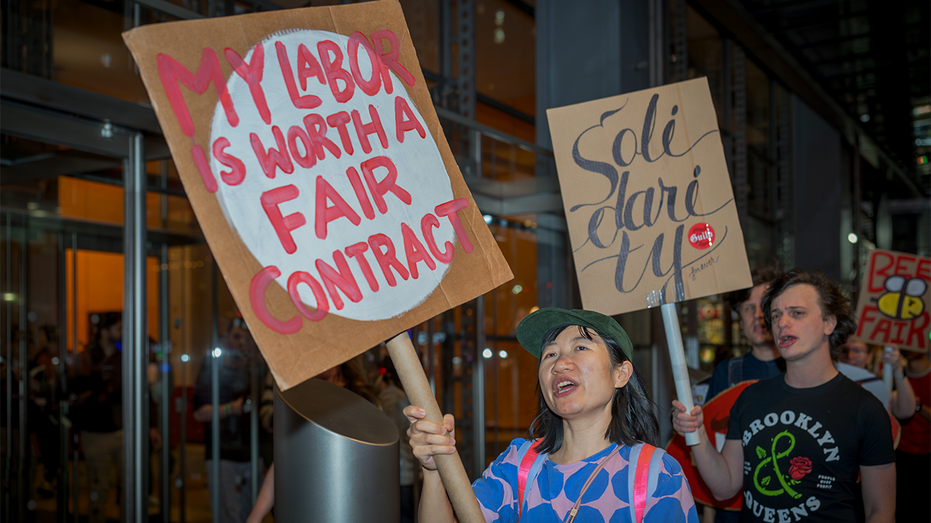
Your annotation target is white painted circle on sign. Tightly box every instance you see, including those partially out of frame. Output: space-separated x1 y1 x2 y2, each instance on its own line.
210 29 455 322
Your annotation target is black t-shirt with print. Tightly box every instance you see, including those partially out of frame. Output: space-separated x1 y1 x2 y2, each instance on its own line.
726 373 894 523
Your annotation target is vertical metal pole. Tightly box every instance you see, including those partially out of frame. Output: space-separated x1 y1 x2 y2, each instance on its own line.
670 0 688 83
472 295 485 475
3 213 12 523
722 39 733 172
456 0 475 118
210 263 220 523
18 214 28 523
732 45 748 224
71 233 79 523
491 284 499 457
776 87 794 269
472 129 482 178
58 232 70 523
769 79 779 260
158 161 171 522
250 346 260 503
124 131 148 523
179 261 188 523
648 0 665 87
852 135 861 285
159 244 171 523
439 0 452 109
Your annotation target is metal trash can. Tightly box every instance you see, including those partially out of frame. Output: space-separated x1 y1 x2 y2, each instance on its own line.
274 377 400 523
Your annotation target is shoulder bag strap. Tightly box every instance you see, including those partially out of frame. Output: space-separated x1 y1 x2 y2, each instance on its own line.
627 443 663 523
517 439 544 520
728 355 744 387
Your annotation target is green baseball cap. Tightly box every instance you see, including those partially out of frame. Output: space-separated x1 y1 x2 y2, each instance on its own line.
516 308 634 360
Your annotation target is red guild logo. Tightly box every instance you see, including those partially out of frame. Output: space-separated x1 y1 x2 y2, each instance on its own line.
688 223 715 249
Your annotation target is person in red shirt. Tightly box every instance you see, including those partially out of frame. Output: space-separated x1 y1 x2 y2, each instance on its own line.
897 349 930 522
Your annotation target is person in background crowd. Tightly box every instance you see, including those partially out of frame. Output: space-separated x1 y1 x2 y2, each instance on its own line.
193 317 265 523
896 348 930 522
673 269 895 523
840 339 873 369
378 357 417 523
704 266 784 401
247 355 380 523
835 340 916 418
71 312 124 523
29 325 60 499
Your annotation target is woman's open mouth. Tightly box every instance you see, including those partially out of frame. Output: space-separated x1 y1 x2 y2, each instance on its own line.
554 379 578 397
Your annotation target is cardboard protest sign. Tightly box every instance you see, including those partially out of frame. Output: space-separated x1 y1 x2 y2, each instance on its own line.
123 0 513 391
852 249 930 353
547 78 751 315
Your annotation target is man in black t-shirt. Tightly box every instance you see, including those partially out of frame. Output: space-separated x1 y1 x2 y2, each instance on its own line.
673 270 895 523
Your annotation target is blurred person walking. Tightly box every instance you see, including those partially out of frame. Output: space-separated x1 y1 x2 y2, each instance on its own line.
71 313 124 523
193 318 266 523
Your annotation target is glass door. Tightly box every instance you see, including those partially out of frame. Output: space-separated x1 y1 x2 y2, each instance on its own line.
0 97 265 522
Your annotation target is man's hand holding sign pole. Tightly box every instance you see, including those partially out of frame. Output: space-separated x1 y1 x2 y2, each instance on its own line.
546 78 753 447
123 1 510 520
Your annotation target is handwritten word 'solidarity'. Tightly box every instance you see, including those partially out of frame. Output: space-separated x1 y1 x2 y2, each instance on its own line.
571 94 731 305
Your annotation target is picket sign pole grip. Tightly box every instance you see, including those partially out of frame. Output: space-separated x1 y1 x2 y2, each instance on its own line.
661 303 700 446
386 332 485 523
883 346 894 409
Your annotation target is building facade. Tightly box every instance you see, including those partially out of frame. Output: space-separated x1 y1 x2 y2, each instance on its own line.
1 0 928 521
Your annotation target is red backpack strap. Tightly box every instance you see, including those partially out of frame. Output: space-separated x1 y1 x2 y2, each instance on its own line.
517 439 543 519
633 444 656 523
627 443 666 523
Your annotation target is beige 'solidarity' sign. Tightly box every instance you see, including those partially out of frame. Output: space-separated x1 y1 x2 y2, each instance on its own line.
123 0 512 390
547 78 751 315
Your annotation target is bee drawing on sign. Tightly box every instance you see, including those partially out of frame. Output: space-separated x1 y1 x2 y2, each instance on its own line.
876 275 927 321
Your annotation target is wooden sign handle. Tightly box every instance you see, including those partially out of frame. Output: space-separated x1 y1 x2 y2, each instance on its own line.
386 332 485 523
661 303 701 446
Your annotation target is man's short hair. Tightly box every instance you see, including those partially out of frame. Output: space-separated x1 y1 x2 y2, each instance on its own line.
761 269 856 358
728 265 782 310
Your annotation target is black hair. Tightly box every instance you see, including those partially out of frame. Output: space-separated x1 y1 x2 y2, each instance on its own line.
761 269 856 358
381 357 404 391
728 265 782 310
341 356 381 408
529 325 660 453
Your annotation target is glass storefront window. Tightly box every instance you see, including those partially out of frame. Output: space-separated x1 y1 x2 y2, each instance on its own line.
746 58 772 223
687 7 724 126
51 0 146 103
401 0 440 73
475 0 535 116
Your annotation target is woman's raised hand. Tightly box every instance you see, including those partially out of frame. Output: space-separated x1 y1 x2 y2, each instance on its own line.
403 405 456 471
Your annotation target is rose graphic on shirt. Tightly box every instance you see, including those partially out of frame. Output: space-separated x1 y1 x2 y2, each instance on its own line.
787 456 812 481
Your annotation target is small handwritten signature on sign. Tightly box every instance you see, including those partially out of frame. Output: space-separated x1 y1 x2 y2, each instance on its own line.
548 78 751 316
156 29 470 331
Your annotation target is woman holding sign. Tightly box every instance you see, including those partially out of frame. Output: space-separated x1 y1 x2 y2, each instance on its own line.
405 308 698 522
